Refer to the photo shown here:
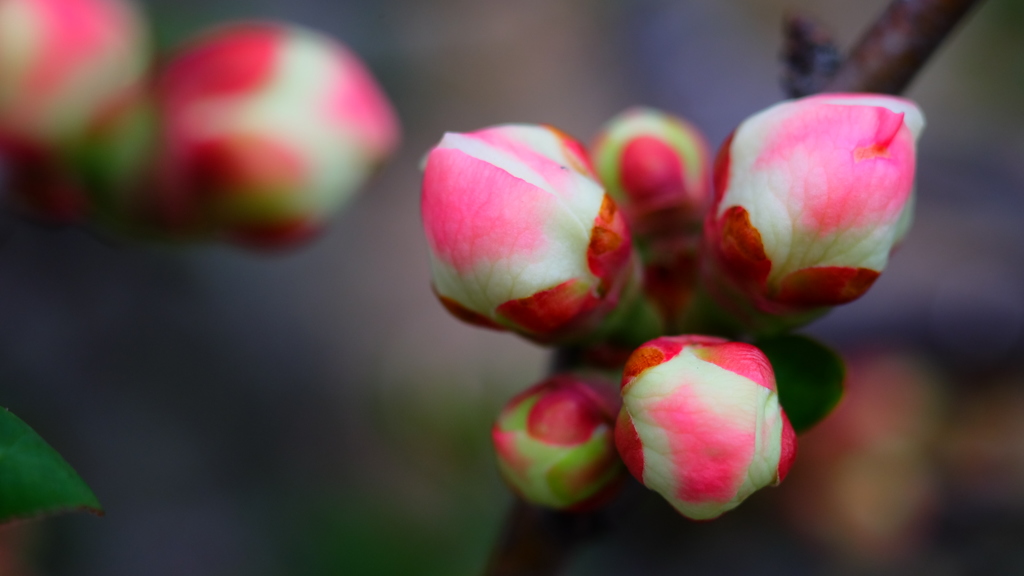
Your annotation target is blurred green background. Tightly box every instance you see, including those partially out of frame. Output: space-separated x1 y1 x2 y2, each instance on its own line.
2 0 1024 574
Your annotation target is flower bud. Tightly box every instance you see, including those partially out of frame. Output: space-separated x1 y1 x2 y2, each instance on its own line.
783 351 943 561
493 374 624 510
615 335 796 520
704 94 925 333
0 0 147 151
422 124 637 345
592 108 712 329
153 22 400 248
0 0 148 223
591 107 710 238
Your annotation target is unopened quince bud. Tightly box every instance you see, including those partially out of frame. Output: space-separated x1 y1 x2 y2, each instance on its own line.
616 335 796 520
152 22 400 248
703 94 924 333
493 374 624 510
592 108 712 329
0 0 148 223
422 124 638 345
591 107 710 238
0 0 148 151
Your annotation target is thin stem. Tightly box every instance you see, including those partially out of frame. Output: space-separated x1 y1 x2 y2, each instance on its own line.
781 13 843 98
483 500 606 576
824 0 985 94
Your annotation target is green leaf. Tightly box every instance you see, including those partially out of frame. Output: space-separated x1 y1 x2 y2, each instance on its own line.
0 407 103 523
756 335 845 434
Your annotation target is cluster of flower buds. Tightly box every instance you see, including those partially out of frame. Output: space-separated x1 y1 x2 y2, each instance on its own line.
422 91 923 519
703 94 924 333
490 335 798 518
492 374 624 510
423 95 924 344
0 0 400 250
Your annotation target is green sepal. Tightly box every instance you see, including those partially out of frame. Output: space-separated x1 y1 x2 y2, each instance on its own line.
0 407 103 524
756 335 845 434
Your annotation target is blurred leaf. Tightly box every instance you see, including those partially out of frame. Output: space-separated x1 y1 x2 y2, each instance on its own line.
757 335 844 433
0 408 102 523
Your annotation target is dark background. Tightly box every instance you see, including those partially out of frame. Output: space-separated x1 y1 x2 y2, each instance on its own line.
2 0 1023 574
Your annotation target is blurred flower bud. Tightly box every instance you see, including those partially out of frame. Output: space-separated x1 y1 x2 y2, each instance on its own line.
782 350 943 564
616 335 796 520
591 107 710 238
493 374 624 510
153 22 401 248
422 124 638 345
0 0 147 150
703 94 925 333
0 0 148 223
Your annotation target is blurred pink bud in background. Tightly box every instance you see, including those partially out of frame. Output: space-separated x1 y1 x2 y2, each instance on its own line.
0 0 147 149
422 124 638 345
780 351 944 566
152 22 401 248
615 335 795 520
0 0 148 223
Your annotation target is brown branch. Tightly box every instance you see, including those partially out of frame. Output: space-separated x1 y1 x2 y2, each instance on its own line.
824 0 985 94
781 13 843 97
483 500 606 576
485 1 987 575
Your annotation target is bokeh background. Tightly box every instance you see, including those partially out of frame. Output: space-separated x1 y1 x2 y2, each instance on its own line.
2 0 1024 574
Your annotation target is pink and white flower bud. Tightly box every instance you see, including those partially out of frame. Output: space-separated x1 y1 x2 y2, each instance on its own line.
0 0 147 151
591 107 710 238
422 124 637 345
493 374 624 510
153 22 401 247
0 0 148 223
615 335 796 520
704 94 925 332
592 108 712 328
